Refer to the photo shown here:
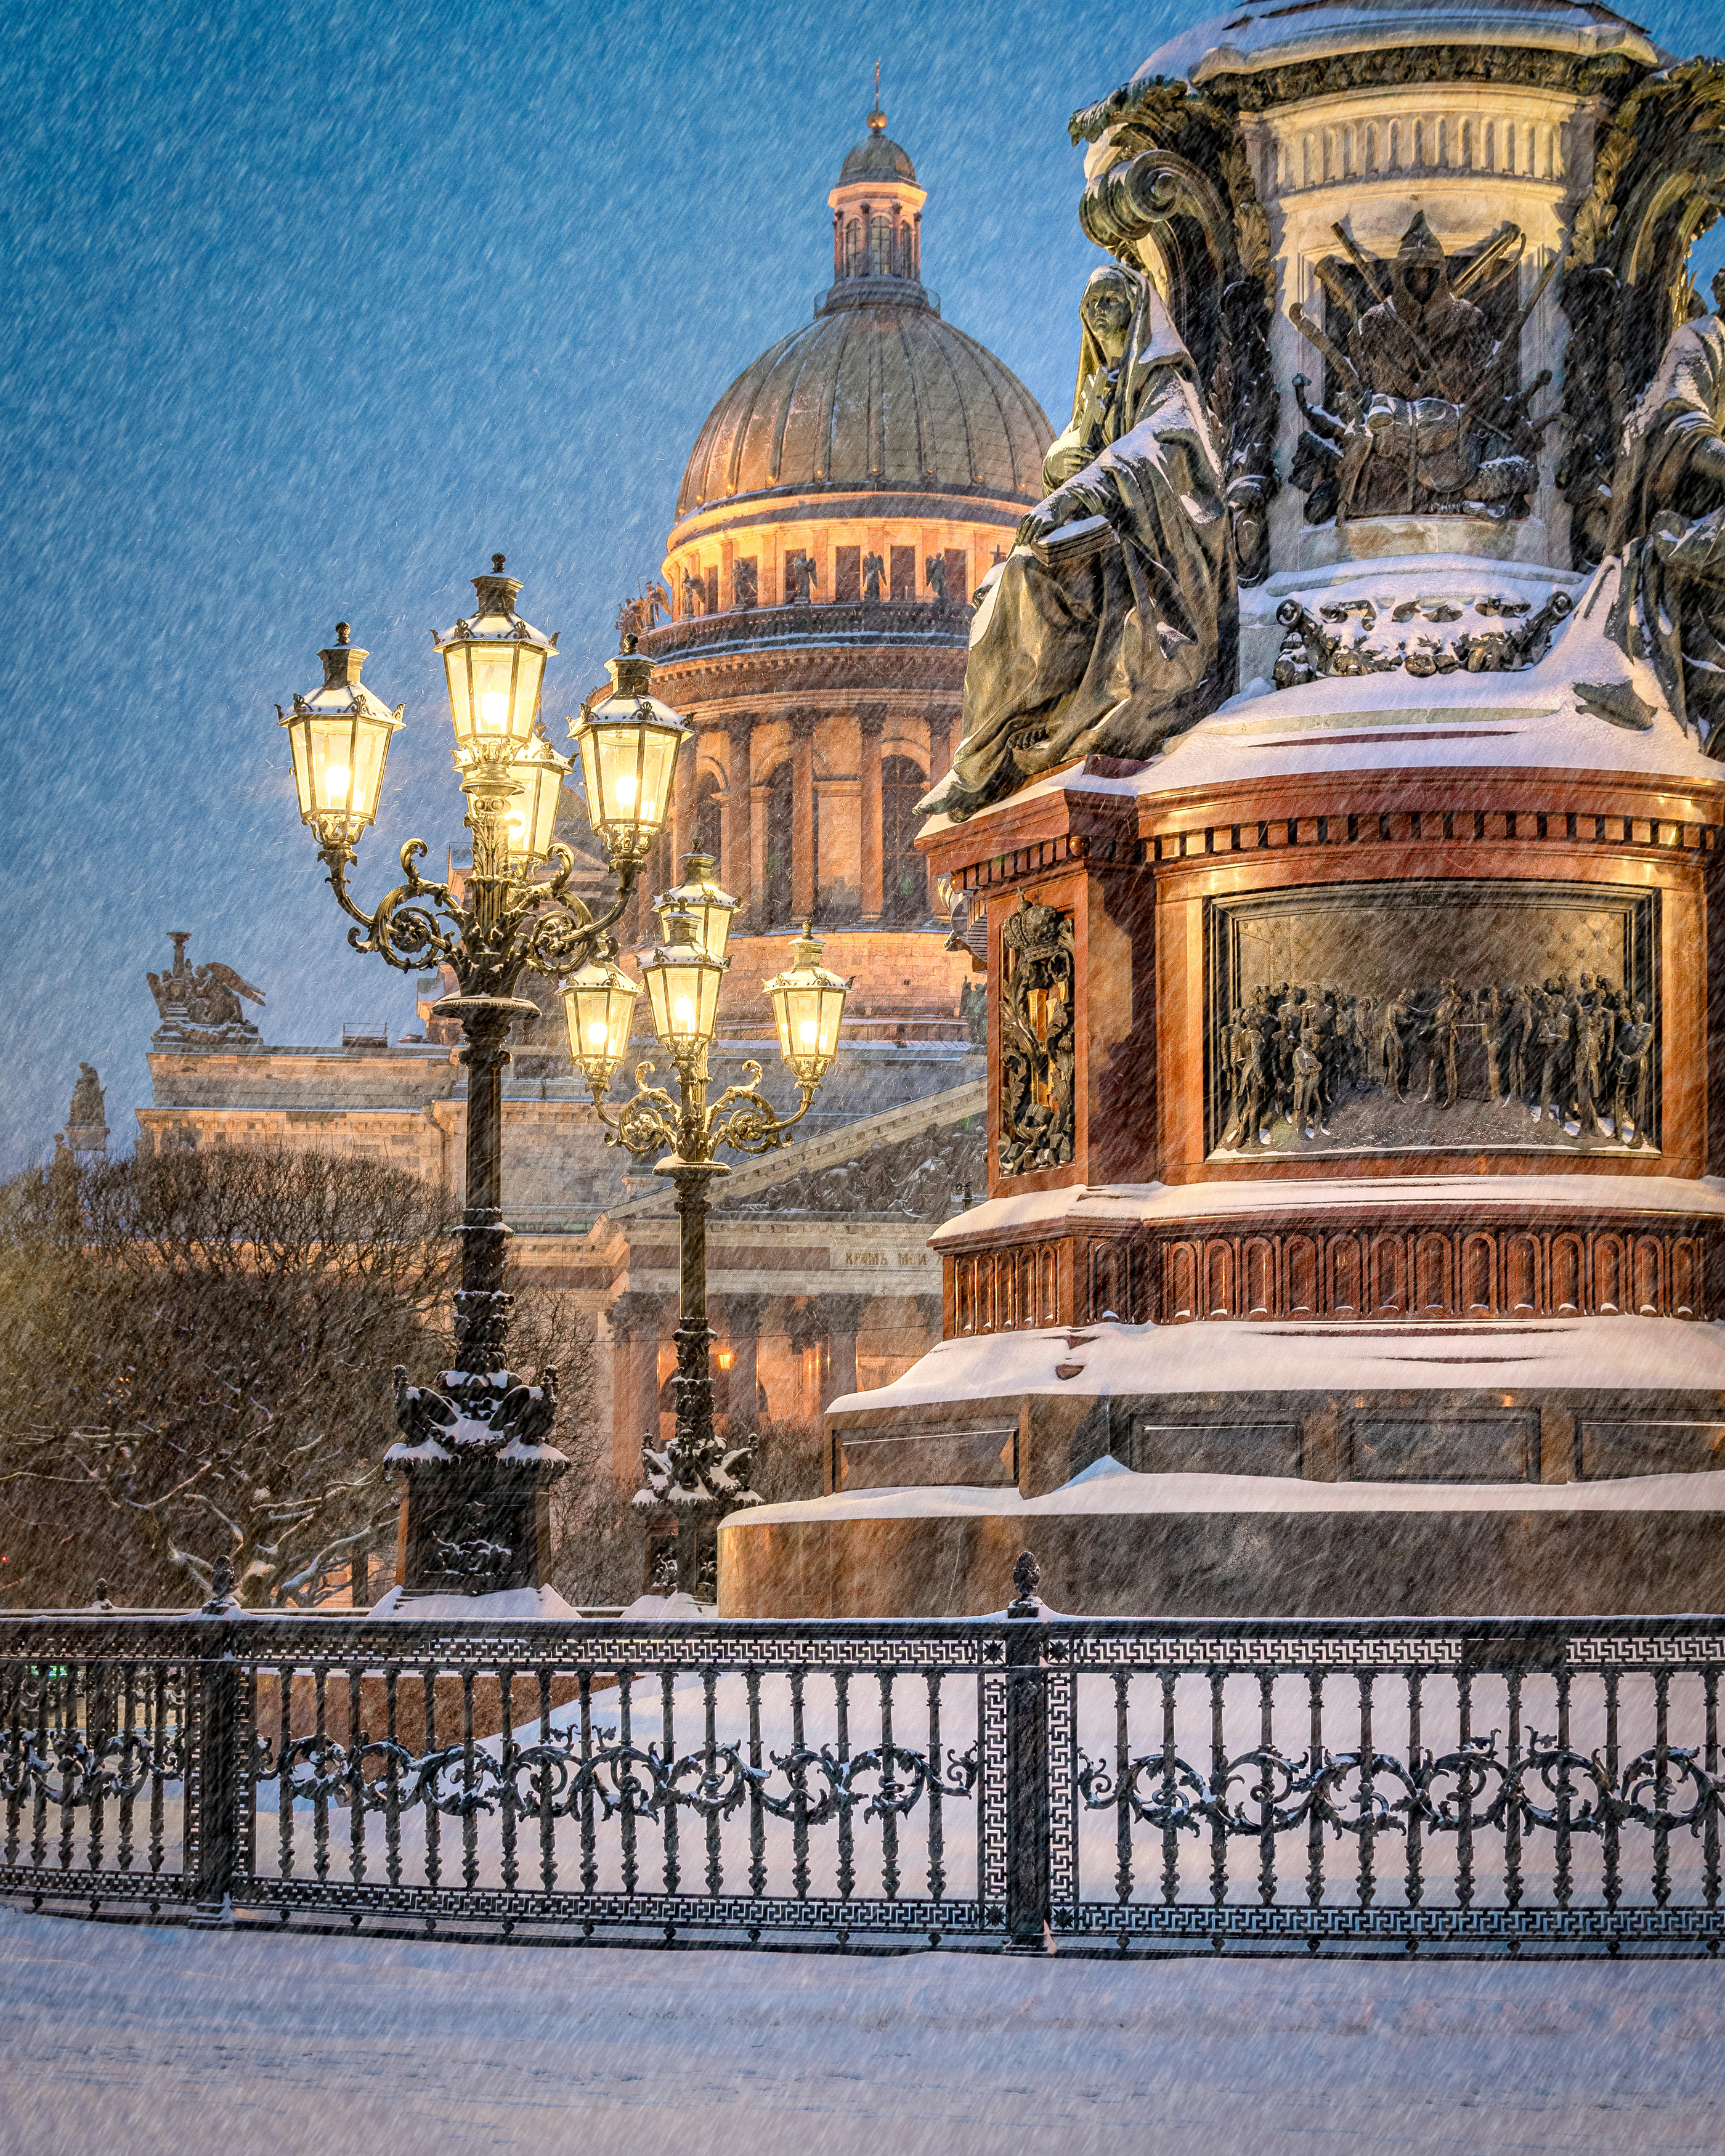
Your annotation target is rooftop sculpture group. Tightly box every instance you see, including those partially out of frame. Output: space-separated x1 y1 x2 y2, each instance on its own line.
145 932 266 1048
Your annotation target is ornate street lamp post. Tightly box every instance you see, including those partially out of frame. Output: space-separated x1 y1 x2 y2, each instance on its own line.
564 867 851 1597
277 565 688 1602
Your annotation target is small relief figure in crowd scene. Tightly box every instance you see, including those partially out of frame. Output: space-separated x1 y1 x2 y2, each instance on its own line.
1289 214 1557 527
1291 1025 1325 1141
861 550 885 602
1612 1001 1655 1139
928 260 1234 822
1607 269 1725 753
615 582 670 639
1423 978 1464 1107
1219 968 1653 1151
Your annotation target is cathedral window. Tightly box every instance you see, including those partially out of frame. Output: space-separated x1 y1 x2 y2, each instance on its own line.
882 755 928 923
943 548 968 605
869 215 891 275
889 545 916 601
845 218 862 276
834 546 861 602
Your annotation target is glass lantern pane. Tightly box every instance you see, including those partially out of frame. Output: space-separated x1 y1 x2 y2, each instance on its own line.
352 721 388 823
511 647 546 738
705 904 733 964
697 967 722 1042
770 988 796 1063
529 763 563 859
575 730 604 827
310 716 357 814
288 725 314 818
473 650 514 739
636 728 678 834
644 967 672 1042
502 788 533 864
443 646 473 741
818 986 843 1060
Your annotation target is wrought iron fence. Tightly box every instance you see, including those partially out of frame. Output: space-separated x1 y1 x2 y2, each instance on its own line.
4 1602 1725 1953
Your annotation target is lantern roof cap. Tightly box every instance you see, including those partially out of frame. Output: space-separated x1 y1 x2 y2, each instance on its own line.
436 554 558 652
576 641 691 736
290 622 398 723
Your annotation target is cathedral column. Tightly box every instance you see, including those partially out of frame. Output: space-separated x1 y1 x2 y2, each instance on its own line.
822 1294 868 1410
859 708 884 922
673 721 697 872
925 711 954 916
721 1292 766 1430
721 715 754 928
790 711 818 922
610 1291 672 1487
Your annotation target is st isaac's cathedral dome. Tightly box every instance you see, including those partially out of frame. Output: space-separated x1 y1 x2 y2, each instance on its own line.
636 105 1052 989
675 117 1049 519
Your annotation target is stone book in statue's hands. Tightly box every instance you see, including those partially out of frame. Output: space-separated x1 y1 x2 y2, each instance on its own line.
1032 513 1113 569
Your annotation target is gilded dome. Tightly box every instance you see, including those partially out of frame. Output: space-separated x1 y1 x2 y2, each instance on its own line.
674 301 1051 519
672 107 1052 525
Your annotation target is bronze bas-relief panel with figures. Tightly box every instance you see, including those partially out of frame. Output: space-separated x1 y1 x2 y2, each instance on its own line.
1206 880 1658 1160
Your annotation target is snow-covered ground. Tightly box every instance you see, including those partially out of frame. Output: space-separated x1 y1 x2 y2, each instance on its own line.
3 1903 1724 2155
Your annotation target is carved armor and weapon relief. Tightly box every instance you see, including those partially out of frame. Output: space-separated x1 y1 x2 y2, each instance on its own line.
1290 214 1559 527
1209 884 1657 1159
998 896 1076 1176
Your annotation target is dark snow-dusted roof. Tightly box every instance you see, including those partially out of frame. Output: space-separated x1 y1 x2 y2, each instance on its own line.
838 128 917 182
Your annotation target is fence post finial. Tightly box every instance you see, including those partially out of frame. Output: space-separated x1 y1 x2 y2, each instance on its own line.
1008 1549 1042 1618
201 1554 239 1615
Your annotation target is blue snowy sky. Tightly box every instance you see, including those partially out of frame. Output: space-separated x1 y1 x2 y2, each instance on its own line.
2 0 1723 1169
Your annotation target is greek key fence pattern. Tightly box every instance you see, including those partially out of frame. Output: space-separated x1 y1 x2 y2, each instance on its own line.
4 1612 1725 1953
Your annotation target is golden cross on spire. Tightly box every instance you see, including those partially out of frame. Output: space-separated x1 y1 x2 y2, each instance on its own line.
869 59 885 131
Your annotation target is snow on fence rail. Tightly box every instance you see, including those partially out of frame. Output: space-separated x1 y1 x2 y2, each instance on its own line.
4 1599 1725 1953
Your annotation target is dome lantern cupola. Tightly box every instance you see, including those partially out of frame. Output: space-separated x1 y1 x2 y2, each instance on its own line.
827 88 925 293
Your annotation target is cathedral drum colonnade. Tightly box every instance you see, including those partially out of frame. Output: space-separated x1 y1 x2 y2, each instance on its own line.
720 0 1725 1619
